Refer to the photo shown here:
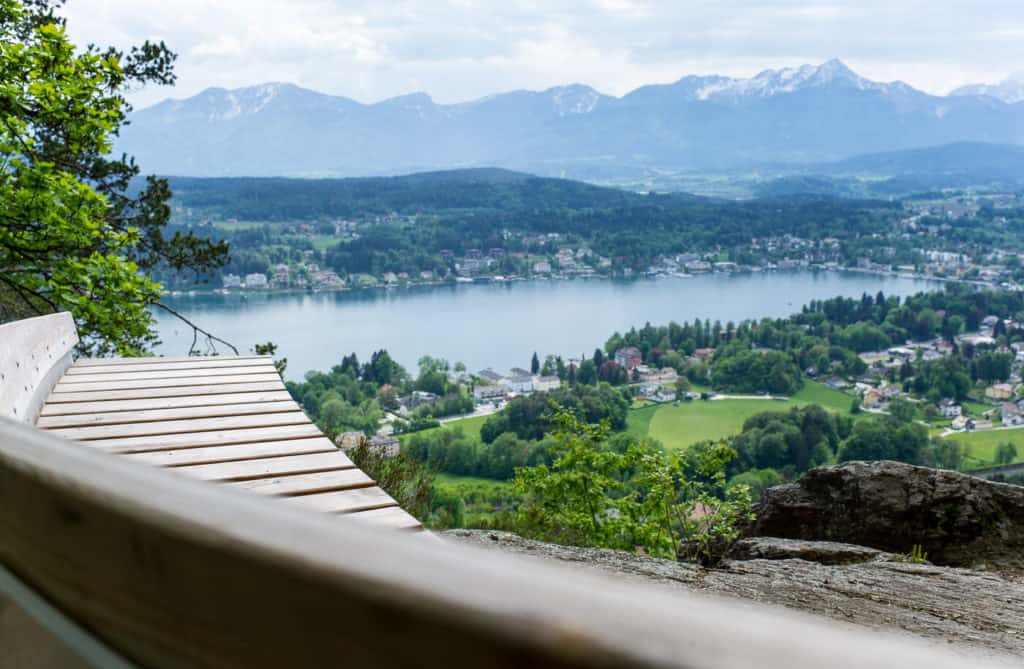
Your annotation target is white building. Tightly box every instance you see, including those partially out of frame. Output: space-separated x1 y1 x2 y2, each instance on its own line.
532 376 561 392
244 273 268 289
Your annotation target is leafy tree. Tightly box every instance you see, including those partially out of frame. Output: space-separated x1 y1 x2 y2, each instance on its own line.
996 442 1019 467
0 0 227 355
888 397 916 423
348 439 433 520
514 405 753 563
838 417 927 464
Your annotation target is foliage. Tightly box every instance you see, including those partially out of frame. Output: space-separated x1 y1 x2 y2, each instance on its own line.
253 341 287 376
727 468 783 501
479 383 628 443
893 544 929 565
406 426 550 480
710 347 804 395
513 405 754 563
728 405 845 478
837 417 928 464
347 439 433 520
996 442 1019 467
0 0 227 354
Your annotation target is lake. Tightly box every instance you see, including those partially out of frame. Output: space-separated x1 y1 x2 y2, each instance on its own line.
155 271 942 380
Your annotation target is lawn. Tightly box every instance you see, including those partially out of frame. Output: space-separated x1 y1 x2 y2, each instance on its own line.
398 412 490 444
791 381 855 413
942 428 1024 469
310 235 341 251
626 381 859 451
643 398 796 450
625 403 660 438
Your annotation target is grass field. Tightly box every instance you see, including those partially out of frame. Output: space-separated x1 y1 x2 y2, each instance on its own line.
942 428 1024 468
309 235 340 251
398 412 490 444
626 381 857 451
642 398 797 449
791 382 855 413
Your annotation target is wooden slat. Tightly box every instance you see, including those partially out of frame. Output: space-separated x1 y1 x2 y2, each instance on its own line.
76 424 323 454
127 438 337 467
52 373 282 394
46 412 310 442
229 469 373 497
174 451 354 481
39 391 294 417
42 382 286 404
284 486 398 514
66 358 276 375
36 401 301 429
348 505 425 530
71 355 269 367
58 366 276 384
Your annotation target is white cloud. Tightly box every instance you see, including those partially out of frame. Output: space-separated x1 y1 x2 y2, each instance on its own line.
59 0 1024 108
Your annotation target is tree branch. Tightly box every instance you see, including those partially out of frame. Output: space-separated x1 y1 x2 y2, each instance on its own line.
153 301 239 355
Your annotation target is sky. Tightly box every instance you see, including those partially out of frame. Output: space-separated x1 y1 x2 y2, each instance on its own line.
61 0 1024 110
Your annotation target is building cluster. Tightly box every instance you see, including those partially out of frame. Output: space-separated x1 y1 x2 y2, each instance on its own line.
471 368 562 403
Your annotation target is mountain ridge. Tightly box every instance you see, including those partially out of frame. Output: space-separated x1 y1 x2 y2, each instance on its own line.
119 60 1024 178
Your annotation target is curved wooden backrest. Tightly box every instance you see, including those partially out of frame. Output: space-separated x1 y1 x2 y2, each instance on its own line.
0 313 78 423
0 418 1004 669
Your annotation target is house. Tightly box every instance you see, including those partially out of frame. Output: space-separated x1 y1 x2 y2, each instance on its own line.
243 273 268 289
973 419 995 431
614 347 643 370
986 383 1014 401
503 375 534 394
951 415 972 431
476 369 504 383
638 367 678 384
397 391 438 413
336 432 365 449
532 261 552 274
1003 403 1024 426
473 384 506 402
858 351 889 367
937 399 962 418
861 388 885 409
222 273 242 289
366 435 401 458
691 348 716 364
532 375 561 393
509 367 532 378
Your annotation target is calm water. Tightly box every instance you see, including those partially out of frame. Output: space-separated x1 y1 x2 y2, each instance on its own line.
156 271 941 380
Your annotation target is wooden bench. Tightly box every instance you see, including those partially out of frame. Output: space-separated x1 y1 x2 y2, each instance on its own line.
3 313 419 531
0 313 1006 668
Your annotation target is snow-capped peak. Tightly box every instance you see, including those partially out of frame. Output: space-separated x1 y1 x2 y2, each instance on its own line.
950 72 1024 104
689 59 881 102
545 84 603 116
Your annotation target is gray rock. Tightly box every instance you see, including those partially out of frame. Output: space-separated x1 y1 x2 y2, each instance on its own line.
445 529 1024 660
728 537 887 564
749 460 1024 570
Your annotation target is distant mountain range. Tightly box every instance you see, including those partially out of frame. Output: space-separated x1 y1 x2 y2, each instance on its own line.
120 60 1024 179
951 72 1024 105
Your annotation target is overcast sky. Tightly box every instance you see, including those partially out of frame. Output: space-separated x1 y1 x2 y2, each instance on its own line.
61 0 1024 109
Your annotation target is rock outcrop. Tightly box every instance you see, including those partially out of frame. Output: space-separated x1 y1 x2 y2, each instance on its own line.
446 529 1024 660
748 460 1024 570
728 537 888 564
